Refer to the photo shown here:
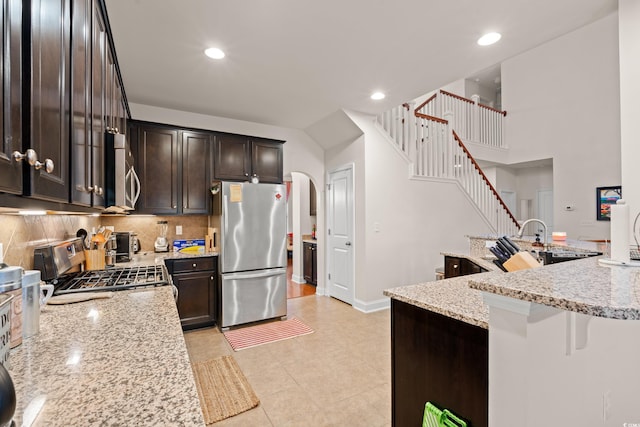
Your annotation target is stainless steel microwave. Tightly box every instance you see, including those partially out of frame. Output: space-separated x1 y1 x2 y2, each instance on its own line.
105 132 140 210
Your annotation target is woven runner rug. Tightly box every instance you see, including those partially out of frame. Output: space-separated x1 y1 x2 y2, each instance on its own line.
192 355 260 424
223 317 314 351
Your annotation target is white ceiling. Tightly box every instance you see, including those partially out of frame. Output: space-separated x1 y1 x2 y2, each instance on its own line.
104 0 617 131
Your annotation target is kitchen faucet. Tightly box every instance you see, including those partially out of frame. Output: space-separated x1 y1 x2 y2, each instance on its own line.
516 218 548 250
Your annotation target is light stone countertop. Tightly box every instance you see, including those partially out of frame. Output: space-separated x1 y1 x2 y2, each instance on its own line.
6 286 205 426
302 239 317 244
384 240 607 328
469 256 640 320
114 251 219 268
384 272 501 329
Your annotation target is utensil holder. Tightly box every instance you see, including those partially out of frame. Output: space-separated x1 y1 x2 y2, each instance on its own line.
85 249 105 270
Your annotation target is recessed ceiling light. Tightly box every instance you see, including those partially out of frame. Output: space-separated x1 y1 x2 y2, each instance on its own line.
477 32 501 46
371 92 385 100
204 47 225 59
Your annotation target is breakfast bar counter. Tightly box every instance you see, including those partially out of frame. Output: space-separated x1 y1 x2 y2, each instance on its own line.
6 286 205 426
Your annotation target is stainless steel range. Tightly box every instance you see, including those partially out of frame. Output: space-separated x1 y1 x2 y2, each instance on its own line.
33 238 170 295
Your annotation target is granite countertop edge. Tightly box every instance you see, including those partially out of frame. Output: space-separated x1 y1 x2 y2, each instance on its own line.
468 257 640 320
384 273 496 329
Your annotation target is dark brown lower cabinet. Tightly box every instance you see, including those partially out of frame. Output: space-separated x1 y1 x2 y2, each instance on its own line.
303 242 317 285
165 256 217 330
391 299 488 427
444 256 487 278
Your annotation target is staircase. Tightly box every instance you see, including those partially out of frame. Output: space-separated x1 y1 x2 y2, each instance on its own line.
376 91 519 235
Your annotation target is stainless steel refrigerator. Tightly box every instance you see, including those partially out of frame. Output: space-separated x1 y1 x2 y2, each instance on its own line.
211 181 287 328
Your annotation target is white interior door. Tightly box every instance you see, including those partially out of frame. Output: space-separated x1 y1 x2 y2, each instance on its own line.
327 166 354 305
537 189 554 237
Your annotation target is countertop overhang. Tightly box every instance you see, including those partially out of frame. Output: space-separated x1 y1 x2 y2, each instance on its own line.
469 256 640 320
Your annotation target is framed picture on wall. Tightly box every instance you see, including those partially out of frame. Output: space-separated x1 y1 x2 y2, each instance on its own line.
596 186 622 221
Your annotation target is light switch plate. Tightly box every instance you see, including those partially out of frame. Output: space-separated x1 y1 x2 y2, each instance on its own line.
176 225 183 235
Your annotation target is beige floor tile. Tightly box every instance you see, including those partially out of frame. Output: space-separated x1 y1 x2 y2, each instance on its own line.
184 294 391 427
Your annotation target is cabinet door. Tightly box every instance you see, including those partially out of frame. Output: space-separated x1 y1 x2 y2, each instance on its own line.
28 0 71 202
136 125 179 214
309 180 317 216
303 242 313 283
311 243 317 285
173 271 216 330
251 138 283 184
90 1 107 206
461 259 485 275
0 0 22 195
70 0 92 206
444 256 461 279
214 133 250 181
181 131 211 214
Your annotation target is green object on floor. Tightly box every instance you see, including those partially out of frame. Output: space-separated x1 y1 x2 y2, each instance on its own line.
422 402 468 427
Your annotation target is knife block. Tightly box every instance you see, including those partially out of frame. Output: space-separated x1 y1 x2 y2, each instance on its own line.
85 249 105 270
502 252 542 272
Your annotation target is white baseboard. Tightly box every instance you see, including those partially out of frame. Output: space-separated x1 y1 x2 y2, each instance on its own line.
291 274 306 284
353 297 390 313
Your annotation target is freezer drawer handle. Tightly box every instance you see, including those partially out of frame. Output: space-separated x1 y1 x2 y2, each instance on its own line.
223 269 286 280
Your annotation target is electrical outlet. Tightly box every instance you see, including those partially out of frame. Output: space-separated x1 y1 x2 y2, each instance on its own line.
374 222 380 233
176 225 183 235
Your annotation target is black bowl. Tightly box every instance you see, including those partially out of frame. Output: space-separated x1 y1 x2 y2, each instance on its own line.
0 363 16 426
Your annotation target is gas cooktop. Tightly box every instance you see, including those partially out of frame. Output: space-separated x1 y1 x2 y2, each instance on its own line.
51 265 170 295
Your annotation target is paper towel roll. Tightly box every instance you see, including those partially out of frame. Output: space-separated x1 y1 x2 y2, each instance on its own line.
610 200 630 263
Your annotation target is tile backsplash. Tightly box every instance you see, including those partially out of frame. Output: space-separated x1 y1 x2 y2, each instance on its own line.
103 215 208 254
0 214 100 269
0 213 209 269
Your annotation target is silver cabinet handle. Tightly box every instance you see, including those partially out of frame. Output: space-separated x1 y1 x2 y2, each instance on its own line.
345 242 351 246
34 158 54 173
13 149 37 165
13 149 54 173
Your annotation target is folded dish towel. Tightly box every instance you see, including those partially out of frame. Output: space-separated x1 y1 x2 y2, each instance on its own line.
47 292 114 305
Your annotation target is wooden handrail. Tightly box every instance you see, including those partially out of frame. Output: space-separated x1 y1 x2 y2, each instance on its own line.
415 112 448 125
451 130 520 229
440 90 507 116
414 93 438 113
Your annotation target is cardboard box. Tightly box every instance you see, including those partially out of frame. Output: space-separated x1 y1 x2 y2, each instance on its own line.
172 239 205 254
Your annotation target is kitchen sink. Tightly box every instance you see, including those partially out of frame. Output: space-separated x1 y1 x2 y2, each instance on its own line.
538 250 602 265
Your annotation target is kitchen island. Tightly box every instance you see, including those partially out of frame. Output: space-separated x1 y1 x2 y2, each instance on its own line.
7 285 205 426
385 264 498 427
469 256 640 426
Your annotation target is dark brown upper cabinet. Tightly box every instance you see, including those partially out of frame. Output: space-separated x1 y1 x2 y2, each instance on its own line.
309 179 317 216
0 0 22 195
181 131 212 215
70 0 107 207
23 0 71 202
133 122 212 215
214 134 284 184
135 124 180 215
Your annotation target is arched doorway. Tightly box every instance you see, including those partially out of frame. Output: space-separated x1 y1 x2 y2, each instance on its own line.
285 172 319 298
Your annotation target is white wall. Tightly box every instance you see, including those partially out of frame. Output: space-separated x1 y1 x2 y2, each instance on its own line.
344 110 493 308
501 12 621 240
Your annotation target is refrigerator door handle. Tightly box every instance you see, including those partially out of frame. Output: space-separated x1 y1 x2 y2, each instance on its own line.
223 268 286 280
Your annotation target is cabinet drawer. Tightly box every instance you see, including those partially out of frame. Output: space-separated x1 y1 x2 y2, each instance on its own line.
169 257 216 273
